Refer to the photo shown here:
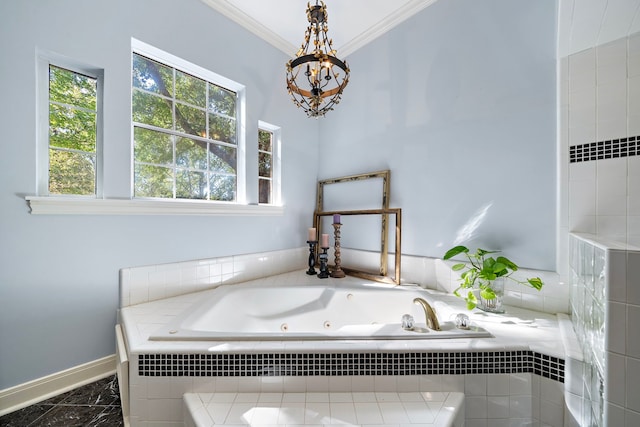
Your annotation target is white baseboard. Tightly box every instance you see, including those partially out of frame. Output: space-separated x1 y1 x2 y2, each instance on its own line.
0 355 116 416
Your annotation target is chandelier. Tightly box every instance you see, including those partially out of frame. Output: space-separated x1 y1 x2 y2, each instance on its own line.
286 1 350 118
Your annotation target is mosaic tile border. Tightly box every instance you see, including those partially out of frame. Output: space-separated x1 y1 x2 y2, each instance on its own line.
138 351 564 383
569 136 638 163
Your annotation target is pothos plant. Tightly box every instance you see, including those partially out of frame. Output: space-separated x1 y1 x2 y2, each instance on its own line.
443 246 544 310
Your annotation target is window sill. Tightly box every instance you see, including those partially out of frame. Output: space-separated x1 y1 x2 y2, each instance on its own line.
25 196 284 216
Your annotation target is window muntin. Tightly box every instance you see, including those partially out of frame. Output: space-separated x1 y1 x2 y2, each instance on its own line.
258 128 273 204
132 53 239 201
48 65 98 195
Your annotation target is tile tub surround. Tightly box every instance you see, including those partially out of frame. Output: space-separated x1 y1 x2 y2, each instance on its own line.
120 248 565 314
119 271 568 426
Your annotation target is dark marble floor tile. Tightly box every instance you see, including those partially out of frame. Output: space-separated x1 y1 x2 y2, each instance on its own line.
27 404 107 427
59 376 120 406
0 375 123 427
0 404 54 427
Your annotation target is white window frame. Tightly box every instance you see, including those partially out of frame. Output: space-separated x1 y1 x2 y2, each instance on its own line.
131 39 246 203
36 53 104 198
27 40 283 215
258 121 281 206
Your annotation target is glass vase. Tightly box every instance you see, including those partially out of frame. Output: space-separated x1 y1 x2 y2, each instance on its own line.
479 278 505 313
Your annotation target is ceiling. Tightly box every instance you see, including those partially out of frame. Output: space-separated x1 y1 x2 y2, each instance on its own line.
201 0 640 58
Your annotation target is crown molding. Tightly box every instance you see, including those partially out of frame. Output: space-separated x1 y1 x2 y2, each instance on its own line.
339 0 440 56
201 0 440 57
200 0 296 55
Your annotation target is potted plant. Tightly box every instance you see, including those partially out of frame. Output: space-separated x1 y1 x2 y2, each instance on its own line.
443 245 544 312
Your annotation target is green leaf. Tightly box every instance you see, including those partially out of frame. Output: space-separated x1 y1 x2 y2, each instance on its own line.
477 248 500 257
527 277 544 290
452 263 466 271
466 291 478 310
483 257 496 270
492 262 507 274
480 287 496 300
444 246 469 260
496 256 518 271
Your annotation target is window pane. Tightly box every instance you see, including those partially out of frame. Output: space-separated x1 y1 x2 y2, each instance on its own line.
49 149 95 195
209 145 236 174
175 103 206 137
208 85 236 116
259 178 271 204
49 65 97 110
132 91 173 129
258 130 272 152
177 169 207 199
132 54 173 97
209 174 236 201
209 114 236 144
176 70 206 108
134 164 173 198
258 152 271 178
134 127 173 165
49 104 96 152
176 137 207 170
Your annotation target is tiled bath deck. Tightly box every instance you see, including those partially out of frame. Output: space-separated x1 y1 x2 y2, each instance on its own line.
183 391 464 427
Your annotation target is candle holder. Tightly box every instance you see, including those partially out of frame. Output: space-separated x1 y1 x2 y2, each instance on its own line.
318 247 330 278
306 240 318 275
331 223 346 278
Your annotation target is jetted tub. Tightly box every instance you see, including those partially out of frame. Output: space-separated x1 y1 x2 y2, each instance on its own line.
149 281 492 341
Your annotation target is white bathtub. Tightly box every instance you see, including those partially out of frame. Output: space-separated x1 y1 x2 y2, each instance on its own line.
149 281 492 341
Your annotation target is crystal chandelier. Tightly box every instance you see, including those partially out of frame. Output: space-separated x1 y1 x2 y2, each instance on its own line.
286 1 350 118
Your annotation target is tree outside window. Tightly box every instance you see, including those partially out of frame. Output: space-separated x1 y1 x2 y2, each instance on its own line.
132 53 238 201
48 65 98 195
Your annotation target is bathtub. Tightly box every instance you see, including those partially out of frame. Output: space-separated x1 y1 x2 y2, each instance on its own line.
149 281 492 341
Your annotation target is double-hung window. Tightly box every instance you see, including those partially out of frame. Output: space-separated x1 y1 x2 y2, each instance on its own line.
132 41 244 202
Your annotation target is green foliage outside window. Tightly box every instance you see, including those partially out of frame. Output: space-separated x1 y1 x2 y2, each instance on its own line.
132 53 238 201
48 65 97 195
258 129 273 204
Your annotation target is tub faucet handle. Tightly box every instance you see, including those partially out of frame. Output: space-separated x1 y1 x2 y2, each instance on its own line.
413 298 441 331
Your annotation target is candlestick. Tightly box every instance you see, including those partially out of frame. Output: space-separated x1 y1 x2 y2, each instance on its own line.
306 240 318 275
331 222 346 278
318 246 330 279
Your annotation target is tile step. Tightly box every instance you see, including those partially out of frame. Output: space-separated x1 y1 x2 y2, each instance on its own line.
183 391 464 427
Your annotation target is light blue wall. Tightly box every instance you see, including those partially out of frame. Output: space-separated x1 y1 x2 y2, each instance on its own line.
319 0 557 270
0 0 319 389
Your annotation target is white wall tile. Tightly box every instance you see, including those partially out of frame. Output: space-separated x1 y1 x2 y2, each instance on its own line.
627 251 640 305
627 304 640 358
625 407 640 427
606 351 626 407
630 33 640 78
607 301 627 353
608 249 628 302
569 48 596 92
626 356 640 412
488 375 510 396
465 375 487 396
569 179 597 217
629 76 640 116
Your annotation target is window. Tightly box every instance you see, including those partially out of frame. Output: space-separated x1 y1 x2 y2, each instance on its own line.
258 128 273 204
258 121 281 205
45 64 101 196
132 50 241 201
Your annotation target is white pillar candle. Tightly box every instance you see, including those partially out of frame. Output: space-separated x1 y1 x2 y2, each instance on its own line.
321 233 329 248
308 227 316 241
